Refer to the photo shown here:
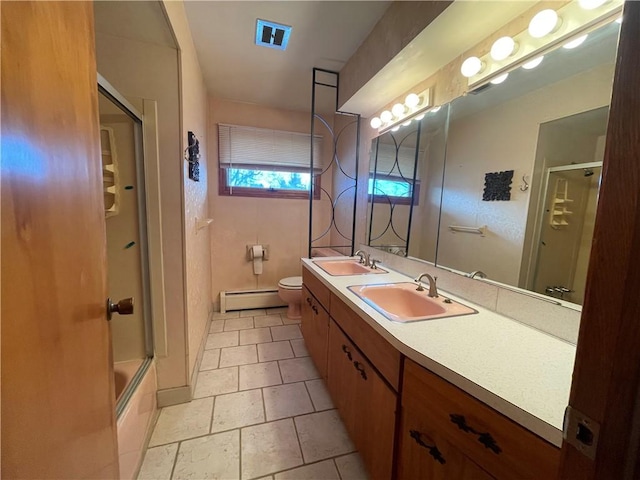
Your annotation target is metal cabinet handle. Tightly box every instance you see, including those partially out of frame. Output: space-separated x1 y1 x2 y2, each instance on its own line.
107 297 134 320
306 297 312 305
353 361 367 380
409 430 446 464
312 305 318 314
341 344 352 361
449 414 502 454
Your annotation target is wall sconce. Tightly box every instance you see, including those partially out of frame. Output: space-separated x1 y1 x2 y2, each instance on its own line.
461 0 622 90
370 88 433 134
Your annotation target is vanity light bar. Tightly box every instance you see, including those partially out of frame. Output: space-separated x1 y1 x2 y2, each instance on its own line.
371 88 433 134
464 0 623 89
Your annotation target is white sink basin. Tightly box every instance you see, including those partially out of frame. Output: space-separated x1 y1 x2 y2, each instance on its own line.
313 259 387 276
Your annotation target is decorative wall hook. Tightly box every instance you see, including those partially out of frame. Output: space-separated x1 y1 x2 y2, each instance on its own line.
520 174 530 192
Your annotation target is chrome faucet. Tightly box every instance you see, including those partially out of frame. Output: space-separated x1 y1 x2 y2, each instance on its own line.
415 273 439 298
468 270 487 279
354 249 370 266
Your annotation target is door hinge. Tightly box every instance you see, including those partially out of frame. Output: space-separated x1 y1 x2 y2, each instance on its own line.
563 405 600 459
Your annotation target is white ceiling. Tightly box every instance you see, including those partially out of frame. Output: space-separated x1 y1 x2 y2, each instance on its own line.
184 1 391 113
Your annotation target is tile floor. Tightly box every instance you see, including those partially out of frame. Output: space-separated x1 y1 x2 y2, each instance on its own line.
138 308 369 480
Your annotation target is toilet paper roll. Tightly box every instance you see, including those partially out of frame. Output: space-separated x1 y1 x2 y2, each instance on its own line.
252 245 263 275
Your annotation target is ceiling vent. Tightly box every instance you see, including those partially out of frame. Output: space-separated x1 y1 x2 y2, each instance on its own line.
255 19 292 51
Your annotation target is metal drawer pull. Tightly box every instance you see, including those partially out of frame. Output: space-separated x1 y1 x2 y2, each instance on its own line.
449 414 502 454
312 305 318 314
341 344 352 361
353 361 367 380
306 297 312 305
409 430 446 464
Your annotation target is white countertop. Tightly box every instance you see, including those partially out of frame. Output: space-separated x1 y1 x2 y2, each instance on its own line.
302 257 577 447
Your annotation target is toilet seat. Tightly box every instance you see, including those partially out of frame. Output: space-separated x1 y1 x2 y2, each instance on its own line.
278 276 302 290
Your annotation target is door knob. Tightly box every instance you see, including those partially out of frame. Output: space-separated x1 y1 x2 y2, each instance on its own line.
107 297 134 320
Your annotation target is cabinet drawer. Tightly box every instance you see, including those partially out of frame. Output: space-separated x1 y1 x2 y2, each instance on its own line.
402 359 560 479
330 293 400 391
302 265 331 311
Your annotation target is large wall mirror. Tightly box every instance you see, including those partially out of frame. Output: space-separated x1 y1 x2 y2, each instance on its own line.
366 106 449 260
367 17 621 307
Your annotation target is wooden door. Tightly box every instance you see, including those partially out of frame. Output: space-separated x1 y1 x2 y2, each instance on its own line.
558 2 640 478
327 321 358 435
301 286 329 379
1 2 119 478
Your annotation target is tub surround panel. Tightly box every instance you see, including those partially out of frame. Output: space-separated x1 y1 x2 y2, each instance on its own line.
302 257 576 446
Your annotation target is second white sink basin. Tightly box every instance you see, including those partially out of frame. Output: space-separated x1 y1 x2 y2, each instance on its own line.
348 282 477 322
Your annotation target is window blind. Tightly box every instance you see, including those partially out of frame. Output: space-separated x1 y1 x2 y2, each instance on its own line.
218 124 323 170
371 143 423 179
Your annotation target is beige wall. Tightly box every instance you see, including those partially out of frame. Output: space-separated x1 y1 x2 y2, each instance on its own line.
208 98 332 307
437 63 614 285
162 0 213 385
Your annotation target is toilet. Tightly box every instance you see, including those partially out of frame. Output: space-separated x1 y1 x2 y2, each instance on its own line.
277 276 302 319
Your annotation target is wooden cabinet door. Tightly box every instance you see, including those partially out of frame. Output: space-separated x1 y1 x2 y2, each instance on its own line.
328 320 396 479
398 409 495 480
1 2 119 477
301 285 329 379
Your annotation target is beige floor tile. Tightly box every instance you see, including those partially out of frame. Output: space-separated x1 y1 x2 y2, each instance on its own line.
211 389 265 433
239 361 282 390
263 382 313 421
281 315 302 325
173 430 239 480
241 419 303 479
148 398 213 446
209 320 225 333
254 315 283 328
258 341 295 362
334 453 369 480
212 311 240 320
239 309 266 317
294 410 355 463
305 379 334 411
271 325 302 341
275 460 340 480
137 443 178 480
219 345 258 368
224 317 254 331
289 339 309 357
266 307 287 315
194 367 239 399
279 357 320 383
200 349 220 371
206 331 239 350
240 327 273 345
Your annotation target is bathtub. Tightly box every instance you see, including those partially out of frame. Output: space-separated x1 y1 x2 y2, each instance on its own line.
114 359 157 480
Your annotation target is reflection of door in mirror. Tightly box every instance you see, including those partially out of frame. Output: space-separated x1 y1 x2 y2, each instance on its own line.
532 164 601 304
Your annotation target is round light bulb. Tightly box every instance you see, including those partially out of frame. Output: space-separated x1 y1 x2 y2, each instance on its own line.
402 120 412 127
370 117 382 129
415 114 425 121
490 73 509 85
461 56 484 77
392 103 406 117
522 56 544 70
380 110 393 123
391 126 400 132
430 106 442 113
579 0 607 10
490 36 517 61
563 34 588 49
405 93 421 108
529 9 560 38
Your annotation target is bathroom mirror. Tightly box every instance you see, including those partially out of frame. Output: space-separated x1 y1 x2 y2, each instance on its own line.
366 105 449 260
432 19 620 305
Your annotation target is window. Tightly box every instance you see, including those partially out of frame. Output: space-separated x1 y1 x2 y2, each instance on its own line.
369 142 420 205
368 174 419 205
218 124 322 199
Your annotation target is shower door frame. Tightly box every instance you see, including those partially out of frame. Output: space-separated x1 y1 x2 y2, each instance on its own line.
98 74 158 417
528 160 603 300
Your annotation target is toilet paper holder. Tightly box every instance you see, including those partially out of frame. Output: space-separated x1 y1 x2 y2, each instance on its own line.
246 245 269 261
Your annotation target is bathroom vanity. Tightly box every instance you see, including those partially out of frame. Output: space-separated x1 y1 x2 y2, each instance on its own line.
301 258 573 479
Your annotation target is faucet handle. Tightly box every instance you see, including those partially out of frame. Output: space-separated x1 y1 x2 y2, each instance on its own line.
370 258 380 269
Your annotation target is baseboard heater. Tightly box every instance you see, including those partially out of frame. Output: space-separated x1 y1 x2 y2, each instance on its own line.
220 289 286 313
